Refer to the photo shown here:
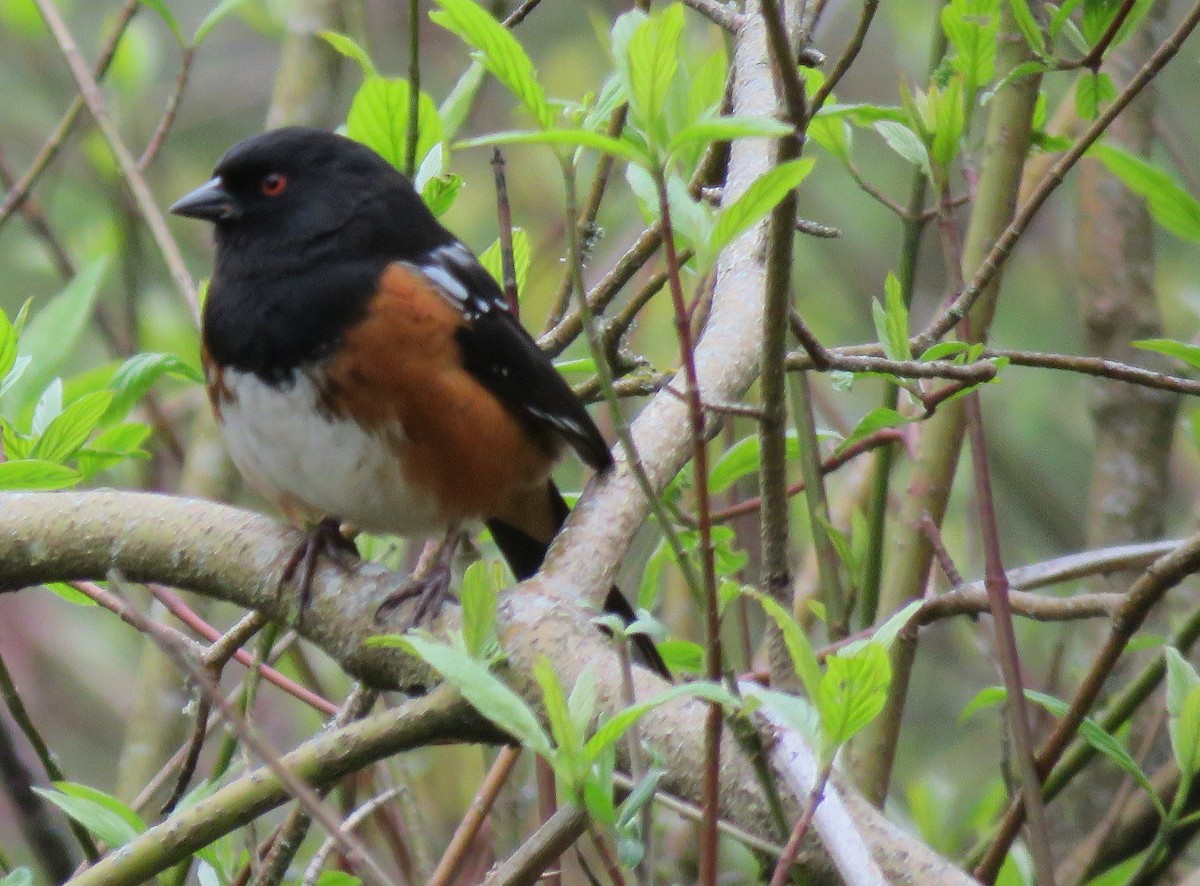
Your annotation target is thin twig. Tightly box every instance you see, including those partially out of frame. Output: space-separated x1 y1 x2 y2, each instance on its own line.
975 531 1200 881
768 762 832 886
429 746 522 886
104 571 394 885
483 804 588 886
809 0 878 112
491 149 520 312
34 0 200 325
137 45 194 171
964 393 1057 885
405 0 421 178
0 0 139 231
681 0 745 32
915 0 1200 353
301 786 401 886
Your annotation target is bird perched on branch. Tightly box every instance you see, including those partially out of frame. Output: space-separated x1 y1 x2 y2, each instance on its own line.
171 126 667 678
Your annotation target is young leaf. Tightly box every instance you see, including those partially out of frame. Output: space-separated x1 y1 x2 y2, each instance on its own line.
346 78 444 176
1132 338 1200 371
583 681 738 763
871 600 922 648
655 639 704 674
439 61 488 142
0 870 32 886
1009 0 1046 53
29 391 113 464
1022 689 1164 814
835 407 915 455
958 685 1008 723
942 0 999 90
456 128 645 165
612 4 685 150
874 120 931 178
0 460 81 490
43 582 98 607
1075 71 1115 120
32 782 146 847
617 768 666 830
319 30 378 78
818 641 891 750
669 115 793 153
743 588 822 701
459 560 500 659
478 227 532 294
0 307 17 382
1165 647 1200 776
1090 143 1200 243
742 684 823 750
707 158 816 264
873 272 912 362
9 258 110 413
432 0 554 130
77 423 153 477
107 352 203 425
376 632 552 757
193 0 253 44
534 656 579 780
138 0 186 45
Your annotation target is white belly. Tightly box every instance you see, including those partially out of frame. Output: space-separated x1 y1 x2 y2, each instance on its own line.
216 368 445 537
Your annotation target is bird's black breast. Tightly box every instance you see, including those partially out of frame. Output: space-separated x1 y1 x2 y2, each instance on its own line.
202 250 387 384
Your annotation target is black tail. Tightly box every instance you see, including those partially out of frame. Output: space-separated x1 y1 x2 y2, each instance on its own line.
486 485 671 681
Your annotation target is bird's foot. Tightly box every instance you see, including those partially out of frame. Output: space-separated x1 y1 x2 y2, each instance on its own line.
280 516 358 615
374 560 457 627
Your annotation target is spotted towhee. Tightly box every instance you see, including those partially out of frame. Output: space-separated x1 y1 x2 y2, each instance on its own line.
171 126 667 678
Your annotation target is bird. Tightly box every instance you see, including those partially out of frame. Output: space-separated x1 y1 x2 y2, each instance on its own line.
170 126 668 679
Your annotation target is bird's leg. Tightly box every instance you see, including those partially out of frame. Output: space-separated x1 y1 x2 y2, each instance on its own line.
375 523 464 627
280 516 359 614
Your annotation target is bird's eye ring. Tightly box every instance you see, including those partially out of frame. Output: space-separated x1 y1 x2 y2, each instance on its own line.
261 173 288 197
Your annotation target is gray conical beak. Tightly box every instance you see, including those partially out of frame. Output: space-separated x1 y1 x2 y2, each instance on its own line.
170 176 240 222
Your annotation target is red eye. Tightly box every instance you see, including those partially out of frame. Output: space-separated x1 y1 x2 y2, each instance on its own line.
261 173 287 197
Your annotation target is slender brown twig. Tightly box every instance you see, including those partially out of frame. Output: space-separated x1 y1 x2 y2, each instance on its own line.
429 746 521 886
34 0 200 324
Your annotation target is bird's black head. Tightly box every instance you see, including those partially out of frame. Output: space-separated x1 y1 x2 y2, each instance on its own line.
170 127 452 259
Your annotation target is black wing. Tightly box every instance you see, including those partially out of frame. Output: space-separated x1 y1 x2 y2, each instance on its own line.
414 242 613 472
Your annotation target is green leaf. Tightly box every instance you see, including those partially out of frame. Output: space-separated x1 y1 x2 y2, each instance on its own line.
1091 143 1200 243
708 432 803 494
744 588 822 701
460 560 500 659
871 600 922 648
0 307 17 382
1165 647 1200 776
1023 689 1163 813
43 581 98 606
377 632 552 756
553 358 596 375
478 227 532 294
77 423 153 477
431 0 554 129
1132 338 1200 371
33 782 146 847
742 684 822 750
655 639 704 674
422 172 464 216
873 272 912 362
1009 0 1046 53
612 5 685 150
0 460 82 490
928 75 965 174
0 871 31 886
534 657 579 780
193 0 253 44
8 258 110 413
958 685 1008 723
942 0 999 89
874 121 931 176
707 158 815 264
818 641 891 750
31 378 63 436
346 77 443 176
669 115 793 153
29 391 113 463
457 128 645 165
920 340 973 361
583 681 738 762
1075 71 1115 120
836 407 915 455
319 30 378 78
107 352 203 425
567 664 598 745
138 0 185 45
617 768 666 830
439 61 488 142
